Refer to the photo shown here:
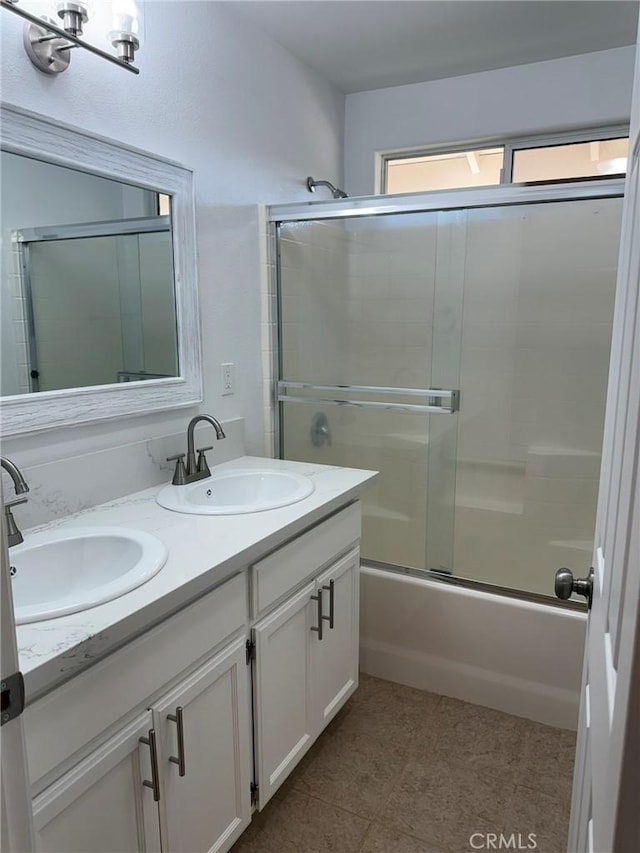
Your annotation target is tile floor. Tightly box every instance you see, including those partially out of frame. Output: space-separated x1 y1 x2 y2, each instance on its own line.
232 674 576 853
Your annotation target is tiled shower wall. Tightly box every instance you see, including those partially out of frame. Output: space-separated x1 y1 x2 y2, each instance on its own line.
267 195 622 596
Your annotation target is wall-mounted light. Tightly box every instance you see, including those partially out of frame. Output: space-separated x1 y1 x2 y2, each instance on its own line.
1 0 141 75
57 1 91 37
110 0 140 63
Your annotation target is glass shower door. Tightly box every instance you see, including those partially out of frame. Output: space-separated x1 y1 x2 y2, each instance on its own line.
450 196 622 597
277 212 463 573
276 188 623 599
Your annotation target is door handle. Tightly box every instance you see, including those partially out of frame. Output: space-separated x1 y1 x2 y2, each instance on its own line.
322 579 334 629
139 728 161 801
310 588 323 641
555 567 594 609
167 706 186 777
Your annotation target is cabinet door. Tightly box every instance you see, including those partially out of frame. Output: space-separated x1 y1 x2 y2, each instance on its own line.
152 637 252 853
312 547 360 733
32 711 161 853
253 581 316 809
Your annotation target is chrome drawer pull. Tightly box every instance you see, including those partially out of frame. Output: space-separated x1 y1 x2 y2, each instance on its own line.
167 706 186 777
139 728 161 802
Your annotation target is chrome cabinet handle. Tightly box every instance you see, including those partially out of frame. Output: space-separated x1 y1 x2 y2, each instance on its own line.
167 706 186 777
310 588 323 641
322 579 335 629
139 728 161 802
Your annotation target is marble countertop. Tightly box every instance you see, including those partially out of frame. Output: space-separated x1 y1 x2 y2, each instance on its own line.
16 456 377 702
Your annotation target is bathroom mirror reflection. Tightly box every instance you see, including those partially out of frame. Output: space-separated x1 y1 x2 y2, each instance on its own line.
0 151 179 397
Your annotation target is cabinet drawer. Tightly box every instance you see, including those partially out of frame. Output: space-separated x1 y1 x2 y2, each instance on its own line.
250 502 360 617
25 571 247 787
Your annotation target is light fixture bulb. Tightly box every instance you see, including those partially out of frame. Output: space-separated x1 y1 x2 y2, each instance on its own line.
111 0 139 39
109 0 142 63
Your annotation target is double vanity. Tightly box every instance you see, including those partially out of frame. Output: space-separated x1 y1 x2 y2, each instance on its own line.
0 104 376 852
14 454 376 853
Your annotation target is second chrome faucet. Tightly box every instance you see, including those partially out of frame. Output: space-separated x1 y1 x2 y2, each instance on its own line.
1 456 29 546
167 415 226 486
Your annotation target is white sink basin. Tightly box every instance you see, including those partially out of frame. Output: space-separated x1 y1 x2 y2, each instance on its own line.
156 469 315 515
10 527 168 625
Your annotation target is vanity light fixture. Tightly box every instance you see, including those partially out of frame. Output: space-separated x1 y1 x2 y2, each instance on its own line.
1 0 141 75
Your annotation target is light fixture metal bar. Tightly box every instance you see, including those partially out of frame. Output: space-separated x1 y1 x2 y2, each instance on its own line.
1 0 140 74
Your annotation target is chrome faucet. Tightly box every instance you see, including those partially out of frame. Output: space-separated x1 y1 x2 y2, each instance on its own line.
1 456 29 547
166 415 226 485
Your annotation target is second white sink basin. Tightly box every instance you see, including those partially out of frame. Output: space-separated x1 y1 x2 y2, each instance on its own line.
157 469 315 515
11 527 168 625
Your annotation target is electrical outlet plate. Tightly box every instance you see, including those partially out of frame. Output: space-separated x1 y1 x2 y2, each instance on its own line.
221 363 235 395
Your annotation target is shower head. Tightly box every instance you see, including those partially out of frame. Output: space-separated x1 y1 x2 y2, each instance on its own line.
306 176 348 199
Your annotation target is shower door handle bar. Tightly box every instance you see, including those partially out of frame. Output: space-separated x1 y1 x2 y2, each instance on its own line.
278 381 458 400
277 382 459 414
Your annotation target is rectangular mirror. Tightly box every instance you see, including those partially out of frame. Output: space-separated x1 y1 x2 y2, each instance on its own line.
1 105 202 435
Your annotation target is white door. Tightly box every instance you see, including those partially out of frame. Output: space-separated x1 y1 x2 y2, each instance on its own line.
312 548 360 733
1 496 35 852
253 581 316 809
152 637 252 853
32 711 161 852
566 29 640 853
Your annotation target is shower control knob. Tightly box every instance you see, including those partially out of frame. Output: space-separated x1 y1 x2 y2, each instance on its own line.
554 567 594 609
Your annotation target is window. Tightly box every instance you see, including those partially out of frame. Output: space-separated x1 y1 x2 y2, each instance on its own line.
512 138 629 183
381 129 629 195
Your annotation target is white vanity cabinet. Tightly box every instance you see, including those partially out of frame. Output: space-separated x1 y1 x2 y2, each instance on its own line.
25 572 251 853
32 711 162 853
250 504 361 809
151 637 252 853
252 580 317 807
311 548 360 732
24 498 365 851
32 638 252 853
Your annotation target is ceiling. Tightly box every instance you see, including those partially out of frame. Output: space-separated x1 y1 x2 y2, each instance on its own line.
222 1 639 93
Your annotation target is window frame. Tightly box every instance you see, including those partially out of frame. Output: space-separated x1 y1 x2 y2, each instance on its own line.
377 124 630 194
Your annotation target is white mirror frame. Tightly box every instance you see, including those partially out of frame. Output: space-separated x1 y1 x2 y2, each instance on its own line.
0 103 203 436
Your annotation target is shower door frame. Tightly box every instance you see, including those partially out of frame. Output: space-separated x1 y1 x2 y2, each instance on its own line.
268 178 626 607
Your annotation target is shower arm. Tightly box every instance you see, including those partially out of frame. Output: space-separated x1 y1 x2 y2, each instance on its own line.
306 176 348 199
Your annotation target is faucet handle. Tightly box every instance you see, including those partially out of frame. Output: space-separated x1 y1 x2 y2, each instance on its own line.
167 454 188 486
196 447 213 477
5 496 28 509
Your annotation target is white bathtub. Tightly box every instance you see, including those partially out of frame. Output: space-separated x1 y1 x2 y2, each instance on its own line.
360 566 586 729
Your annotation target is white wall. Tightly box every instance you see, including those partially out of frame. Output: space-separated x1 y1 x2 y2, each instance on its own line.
345 46 636 196
0 0 344 478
